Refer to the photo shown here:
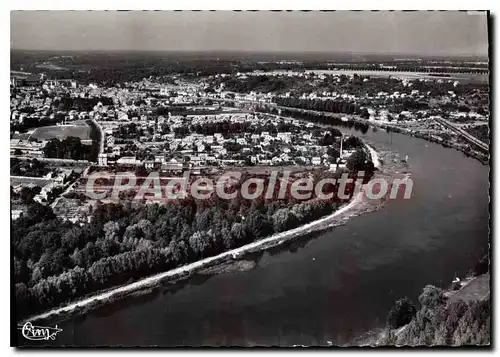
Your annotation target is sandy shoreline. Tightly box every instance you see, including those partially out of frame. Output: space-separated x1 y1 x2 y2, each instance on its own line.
22 145 383 324
365 143 381 169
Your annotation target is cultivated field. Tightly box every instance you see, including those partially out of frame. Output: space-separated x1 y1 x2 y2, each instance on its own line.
30 124 91 141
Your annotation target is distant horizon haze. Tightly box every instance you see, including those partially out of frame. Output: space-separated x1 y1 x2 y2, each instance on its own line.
11 11 489 57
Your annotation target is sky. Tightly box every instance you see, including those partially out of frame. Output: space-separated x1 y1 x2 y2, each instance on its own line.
10 11 489 56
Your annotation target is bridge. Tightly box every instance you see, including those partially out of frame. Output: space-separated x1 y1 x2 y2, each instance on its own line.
432 117 489 151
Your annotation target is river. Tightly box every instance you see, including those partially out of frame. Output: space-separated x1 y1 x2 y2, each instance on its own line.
35 127 490 347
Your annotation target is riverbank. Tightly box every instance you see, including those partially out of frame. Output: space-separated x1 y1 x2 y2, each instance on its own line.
24 191 367 324
263 107 488 165
22 146 383 324
366 120 489 165
350 271 491 347
365 143 381 168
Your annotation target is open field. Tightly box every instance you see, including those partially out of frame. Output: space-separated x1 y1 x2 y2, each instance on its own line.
10 176 52 187
30 124 91 141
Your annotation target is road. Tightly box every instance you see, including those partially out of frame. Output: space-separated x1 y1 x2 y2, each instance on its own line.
432 117 489 151
10 176 53 186
92 119 105 157
50 180 79 209
11 156 90 165
448 273 490 303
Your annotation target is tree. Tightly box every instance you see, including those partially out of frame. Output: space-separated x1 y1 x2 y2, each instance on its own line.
15 283 31 317
387 297 417 328
418 285 446 309
327 147 340 159
272 208 296 232
26 202 56 223
473 255 489 276
360 108 370 119
346 149 368 172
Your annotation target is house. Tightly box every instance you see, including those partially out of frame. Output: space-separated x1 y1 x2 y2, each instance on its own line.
210 145 224 152
55 170 72 184
277 132 291 143
161 158 183 172
189 156 202 166
116 156 141 166
197 144 206 152
154 155 165 164
11 210 23 220
98 153 108 166
144 160 155 170
204 135 215 144
312 157 322 166
106 136 115 146
117 111 129 121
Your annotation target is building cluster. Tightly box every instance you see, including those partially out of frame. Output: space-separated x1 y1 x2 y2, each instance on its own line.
98 111 352 171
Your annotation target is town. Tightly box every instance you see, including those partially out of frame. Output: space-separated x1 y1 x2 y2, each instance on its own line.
10 9 491 348
10 50 490 326
10 60 489 224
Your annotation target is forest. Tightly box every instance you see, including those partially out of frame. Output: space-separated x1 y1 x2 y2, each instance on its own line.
383 255 490 346
384 285 490 346
13 161 375 320
272 96 364 116
43 137 96 161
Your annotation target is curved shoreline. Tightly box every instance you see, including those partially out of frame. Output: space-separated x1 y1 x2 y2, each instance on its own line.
24 191 367 324
264 107 488 165
22 147 383 324
359 116 488 164
365 143 381 169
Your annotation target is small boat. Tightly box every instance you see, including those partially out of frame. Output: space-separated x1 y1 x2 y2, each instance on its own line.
401 155 409 163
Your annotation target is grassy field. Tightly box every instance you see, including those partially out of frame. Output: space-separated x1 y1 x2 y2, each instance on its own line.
30 124 91 141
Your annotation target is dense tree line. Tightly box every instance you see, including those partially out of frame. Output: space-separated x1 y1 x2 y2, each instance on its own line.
258 106 371 134
43 136 97 161
11 185 42 204
273 97 361 115
13 163 376 319
52 95 114 112
188 121 251 136
384 285 490 346
170 119 306 138
215 76 306 94
317 64 488 74
10 158 50 177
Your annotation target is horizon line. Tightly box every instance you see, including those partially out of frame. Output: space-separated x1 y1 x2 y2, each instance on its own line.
10 48 488 59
